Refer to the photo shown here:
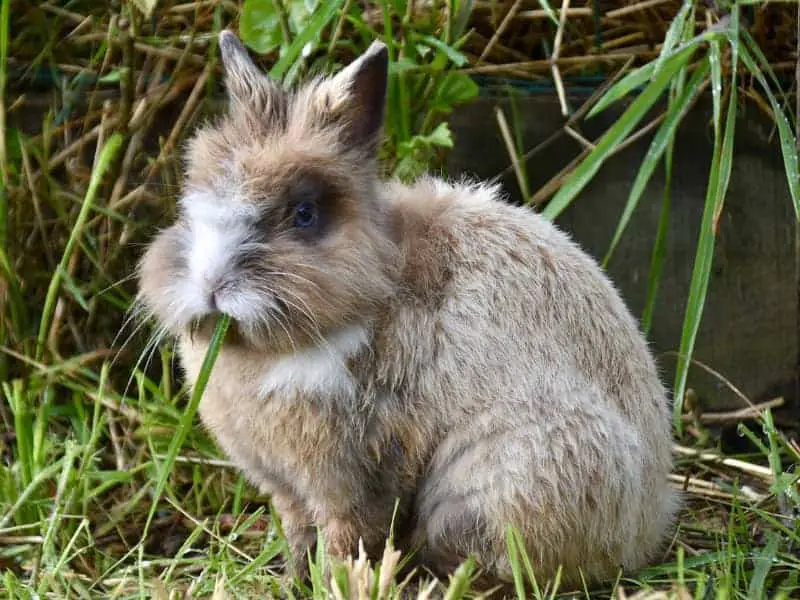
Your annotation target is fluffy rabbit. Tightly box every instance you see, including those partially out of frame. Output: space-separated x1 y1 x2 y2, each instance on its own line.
137 29 679 591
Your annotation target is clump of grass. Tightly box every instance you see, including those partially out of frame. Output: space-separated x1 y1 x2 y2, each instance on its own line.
1 1 799 599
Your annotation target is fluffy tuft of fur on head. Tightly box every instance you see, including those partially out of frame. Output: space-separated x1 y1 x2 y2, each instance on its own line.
136 30 397 351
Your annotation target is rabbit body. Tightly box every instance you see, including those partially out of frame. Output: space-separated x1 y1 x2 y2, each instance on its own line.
137 31 678 590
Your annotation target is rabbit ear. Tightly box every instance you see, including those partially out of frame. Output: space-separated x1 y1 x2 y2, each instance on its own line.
218 30 283 116
326 40 389 151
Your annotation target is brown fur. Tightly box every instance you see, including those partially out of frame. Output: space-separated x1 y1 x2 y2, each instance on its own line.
136 31 679 593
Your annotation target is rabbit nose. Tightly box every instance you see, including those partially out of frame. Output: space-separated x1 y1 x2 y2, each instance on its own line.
208 290 218 311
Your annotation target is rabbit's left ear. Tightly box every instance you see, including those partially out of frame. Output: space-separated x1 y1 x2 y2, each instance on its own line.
325 40 389 151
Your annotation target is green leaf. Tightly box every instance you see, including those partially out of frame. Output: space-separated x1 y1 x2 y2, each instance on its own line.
708 38 722 139
504 526 526 600
96 69 126 84
749 532 780 598
641 45 692 334
426 121 454 148
269 0 345 81
740 30 793 123
534 0 559 26
641 159 672 335
739 35 799 220
543 44 697 221
59 266 90 312
653 0 693 77
587 61 658 119
449 0 474 41
240 0 284 54
672 21 739 429
588 31 721 119
430 71 479 113
416 34 470 67
602 57 710 266
36 134 123 361
393 124 453 182
142 314 231 537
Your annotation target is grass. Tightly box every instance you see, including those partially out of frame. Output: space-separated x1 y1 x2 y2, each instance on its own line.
2 1 799 598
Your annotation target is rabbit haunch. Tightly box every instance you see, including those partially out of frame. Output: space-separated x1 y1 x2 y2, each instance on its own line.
136 30 679 591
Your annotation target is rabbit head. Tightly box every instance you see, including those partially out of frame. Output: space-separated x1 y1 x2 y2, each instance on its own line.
137 31 398 351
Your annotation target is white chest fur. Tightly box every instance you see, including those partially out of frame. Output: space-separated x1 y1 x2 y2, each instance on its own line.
258 325 369 398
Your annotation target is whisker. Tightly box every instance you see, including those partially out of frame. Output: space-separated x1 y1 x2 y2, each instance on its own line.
96 272 140 297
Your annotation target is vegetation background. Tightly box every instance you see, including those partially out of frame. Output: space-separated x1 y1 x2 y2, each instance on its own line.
1 0 799 598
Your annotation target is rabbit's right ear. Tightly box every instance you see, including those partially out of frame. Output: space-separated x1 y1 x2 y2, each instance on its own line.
218 30 283 119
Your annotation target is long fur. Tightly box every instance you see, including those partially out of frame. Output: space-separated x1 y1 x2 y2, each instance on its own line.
136 30 679 591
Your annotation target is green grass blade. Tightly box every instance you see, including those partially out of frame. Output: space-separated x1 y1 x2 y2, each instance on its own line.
443 556 475 600
738 37 799 220
0 457 65 530
586 61 658 120
504 525 526 599
652 0 693 76
268 0 345 82
708 39 722 139
0 0 9 249
141 313 231 538
672 31 739 430
602 57 709 266
534 0 559 27
587 32 718 119
749 532 779 598
36 133 123 362
740 29 795 127
543 45 697 221
641 146 673 336
0 244 26 343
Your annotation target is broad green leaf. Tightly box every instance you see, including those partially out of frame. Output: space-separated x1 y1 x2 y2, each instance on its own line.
240 0 284 54
602 57 710 267
417 34 470 67
431 71 479 113
269 0 344 81
425 121 454 148
543 45 697 221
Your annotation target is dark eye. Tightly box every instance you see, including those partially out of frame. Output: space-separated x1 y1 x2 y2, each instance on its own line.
293 200 318 229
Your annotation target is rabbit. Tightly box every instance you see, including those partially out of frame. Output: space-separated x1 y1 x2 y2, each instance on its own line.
136 29 679 592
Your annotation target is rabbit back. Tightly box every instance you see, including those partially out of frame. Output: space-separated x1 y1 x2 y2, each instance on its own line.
373 176 678 586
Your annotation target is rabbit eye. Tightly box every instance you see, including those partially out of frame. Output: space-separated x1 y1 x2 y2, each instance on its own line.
293 200 319 229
